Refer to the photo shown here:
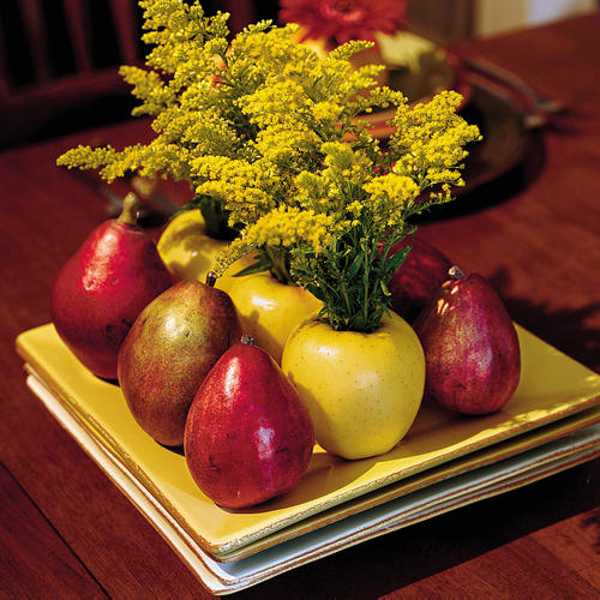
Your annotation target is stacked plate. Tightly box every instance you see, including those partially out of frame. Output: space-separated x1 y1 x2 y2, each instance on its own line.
17 324 600 595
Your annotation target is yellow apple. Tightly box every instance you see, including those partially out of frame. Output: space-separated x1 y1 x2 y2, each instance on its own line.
157 209 228 283
282 311 425 460
217 257 322 364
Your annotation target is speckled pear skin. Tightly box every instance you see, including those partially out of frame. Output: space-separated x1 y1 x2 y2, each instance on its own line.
51 218 172 379
184 342 315 509
414 271 521 415
389 236 453 323
117 281 241 446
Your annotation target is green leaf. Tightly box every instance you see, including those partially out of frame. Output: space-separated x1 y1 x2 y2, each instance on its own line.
233 256 271 277
387 246 411 272
346 252 364 279
169 198 203 221
198 195 239 241
306 284 322 300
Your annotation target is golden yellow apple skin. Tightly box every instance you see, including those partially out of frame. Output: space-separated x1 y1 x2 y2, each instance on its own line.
157 209 228 283
282 312 425 460
217 258 322 364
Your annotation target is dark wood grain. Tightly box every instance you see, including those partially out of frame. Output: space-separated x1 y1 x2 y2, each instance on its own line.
1 14 600 599
0 463 106 598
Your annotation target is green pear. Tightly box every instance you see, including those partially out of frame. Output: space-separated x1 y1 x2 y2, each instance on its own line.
118 279 241 446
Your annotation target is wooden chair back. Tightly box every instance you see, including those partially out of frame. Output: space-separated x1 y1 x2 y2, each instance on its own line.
0 0 258 147
0 0 143 146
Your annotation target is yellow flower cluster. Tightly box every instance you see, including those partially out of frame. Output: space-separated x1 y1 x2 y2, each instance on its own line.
57 6 295 181
390 91 482 201
139 0 229 85
55 0 482 331
293 142 373 214
208 138 425 276
57 1 388 189
192 156 280 224
363 173 420 228
215 206 334 275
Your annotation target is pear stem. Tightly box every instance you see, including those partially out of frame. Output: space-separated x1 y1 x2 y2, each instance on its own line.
449 265 465 280
117 193 140 225
240 334 255 346
206 271 217 288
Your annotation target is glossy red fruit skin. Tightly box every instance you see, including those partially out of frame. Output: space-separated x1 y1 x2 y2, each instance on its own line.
52 219 172 379
414 273 521 415
389 237 452 322
184 343 315 509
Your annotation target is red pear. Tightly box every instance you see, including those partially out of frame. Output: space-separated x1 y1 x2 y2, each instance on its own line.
51 194 172 379
184 339 315 509
389 236 452 322
414 267 521 415
118 278 241 446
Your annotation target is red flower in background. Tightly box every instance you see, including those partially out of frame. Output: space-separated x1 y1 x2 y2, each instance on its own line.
280 0 407 44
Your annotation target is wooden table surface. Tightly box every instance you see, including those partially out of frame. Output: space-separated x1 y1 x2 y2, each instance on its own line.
2 14 600 599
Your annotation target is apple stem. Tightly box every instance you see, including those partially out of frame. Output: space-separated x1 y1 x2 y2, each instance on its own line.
241 334 255 346
206 271 217 287
117 193 140 226
449 265 465 280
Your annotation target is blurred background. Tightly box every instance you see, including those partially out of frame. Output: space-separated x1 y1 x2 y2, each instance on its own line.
0 0 596 150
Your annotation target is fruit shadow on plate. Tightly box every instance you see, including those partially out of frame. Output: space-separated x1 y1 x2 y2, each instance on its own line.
159 442 185 457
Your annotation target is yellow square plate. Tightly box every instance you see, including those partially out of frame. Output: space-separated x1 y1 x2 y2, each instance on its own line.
16 323 600 560
23 371 600 594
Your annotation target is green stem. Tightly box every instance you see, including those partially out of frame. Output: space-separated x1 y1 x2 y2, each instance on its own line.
362 241 370 329
339 280 352 318
266 246 293 285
